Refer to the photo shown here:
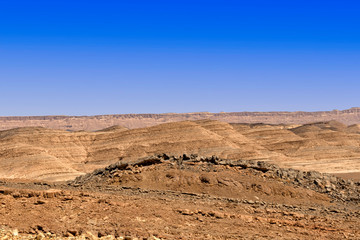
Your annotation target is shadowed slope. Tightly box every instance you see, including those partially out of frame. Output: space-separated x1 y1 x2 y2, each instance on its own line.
347 124 360 134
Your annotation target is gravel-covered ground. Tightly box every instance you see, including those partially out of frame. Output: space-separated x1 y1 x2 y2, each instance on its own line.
0 155 359 239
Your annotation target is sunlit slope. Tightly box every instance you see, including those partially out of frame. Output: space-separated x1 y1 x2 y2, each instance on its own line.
231 121 360 174
0 120 273 181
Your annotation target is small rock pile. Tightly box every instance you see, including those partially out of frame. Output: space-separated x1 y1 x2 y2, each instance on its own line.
71 154 360 203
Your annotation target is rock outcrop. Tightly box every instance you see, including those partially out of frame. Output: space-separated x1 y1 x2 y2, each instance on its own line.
72 154 360 203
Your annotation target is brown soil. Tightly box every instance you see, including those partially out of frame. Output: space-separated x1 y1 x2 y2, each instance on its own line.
0 155 359 239
334 172 360 181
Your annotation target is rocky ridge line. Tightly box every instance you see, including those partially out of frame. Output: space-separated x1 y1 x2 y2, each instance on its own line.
71 154 360 203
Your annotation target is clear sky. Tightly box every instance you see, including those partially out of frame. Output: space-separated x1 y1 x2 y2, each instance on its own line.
0 0 359 116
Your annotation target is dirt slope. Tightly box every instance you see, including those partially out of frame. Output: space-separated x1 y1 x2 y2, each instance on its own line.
231 121 360 176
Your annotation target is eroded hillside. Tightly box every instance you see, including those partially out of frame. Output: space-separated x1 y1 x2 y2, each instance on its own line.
231 121 360 178
0 120 277 181
1 119 360 182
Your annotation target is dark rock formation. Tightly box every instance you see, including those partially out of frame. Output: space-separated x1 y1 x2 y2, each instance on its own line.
71 154 360 203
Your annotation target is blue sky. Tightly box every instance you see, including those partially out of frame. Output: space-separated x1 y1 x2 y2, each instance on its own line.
0 0 359 115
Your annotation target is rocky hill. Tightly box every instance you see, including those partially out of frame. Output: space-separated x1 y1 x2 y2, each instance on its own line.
72 154 360 203
0 107 360 131
1 119 360 182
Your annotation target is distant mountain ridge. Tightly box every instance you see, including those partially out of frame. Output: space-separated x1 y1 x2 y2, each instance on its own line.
0 107 360 131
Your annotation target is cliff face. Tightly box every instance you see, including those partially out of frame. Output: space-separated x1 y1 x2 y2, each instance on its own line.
0 108 360 131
